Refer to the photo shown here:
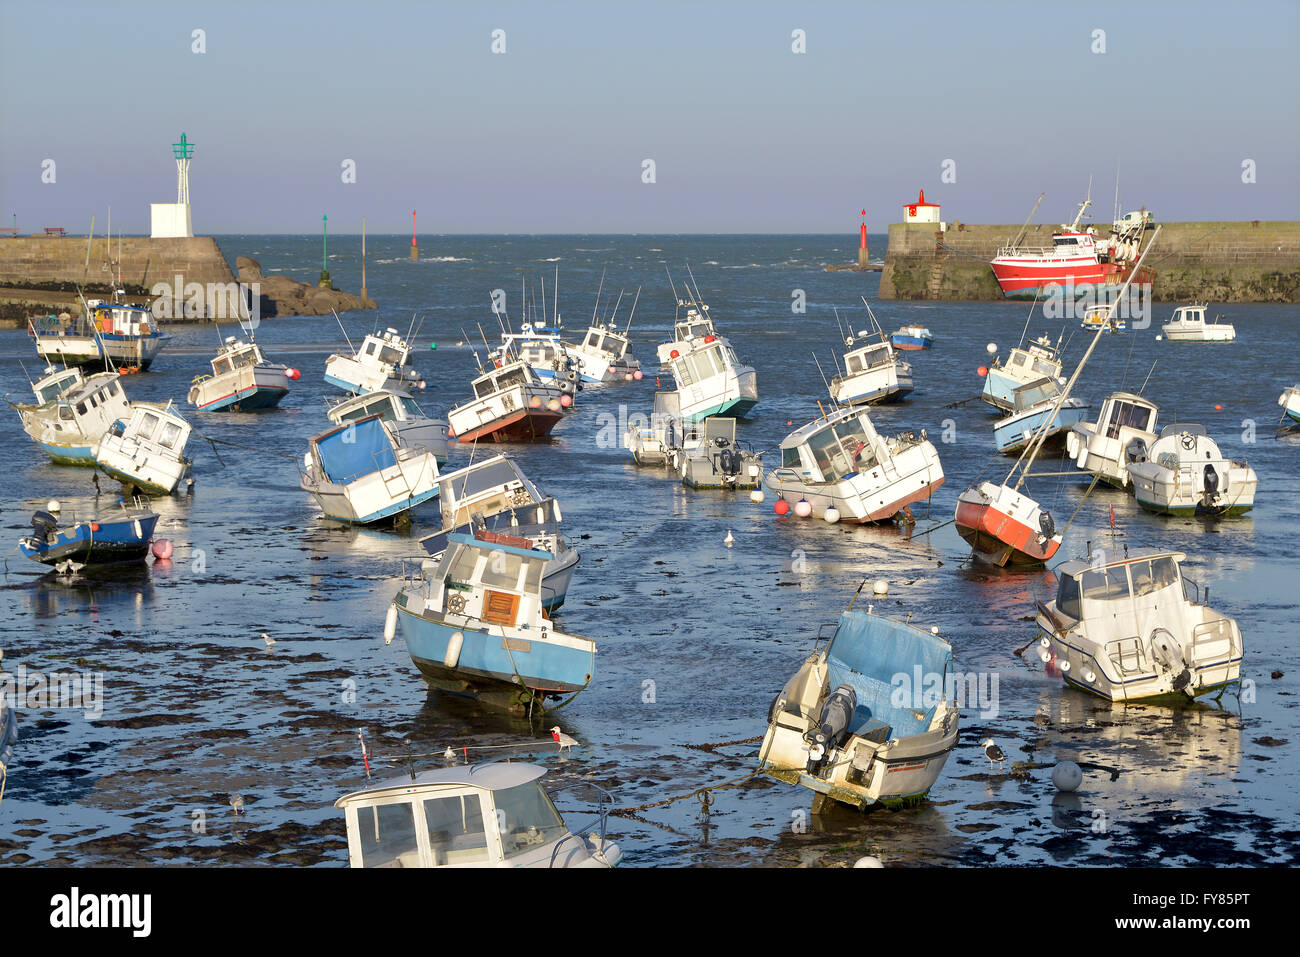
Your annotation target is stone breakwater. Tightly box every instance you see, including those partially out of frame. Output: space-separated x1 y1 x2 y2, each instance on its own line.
879 221 1300 302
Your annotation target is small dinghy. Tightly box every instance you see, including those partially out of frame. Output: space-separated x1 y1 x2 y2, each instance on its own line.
447 356 574 444
188 335 293 411
1128 424 1257 516
828 305 914 406
13 367 134 465
1066 391 1160 490
385 530 597 711
18 497 159 570
890 325 934 351
300 414 440 525
1034 547 1243 703
1280 385 1300 425
679 417 762 490
1080 305 1125 332
981 333 1064 412
1161 304 1235 342
626 391 684 466
765 406 944 523
759 605 959 811
30 300 169 371
335 762 620 868
327 389 449 465
94 402 194 496
324 328 424 395
417 454 579 611
993 377 1089 455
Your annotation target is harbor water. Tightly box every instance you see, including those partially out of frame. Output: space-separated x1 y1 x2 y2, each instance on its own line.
1 234 1296 867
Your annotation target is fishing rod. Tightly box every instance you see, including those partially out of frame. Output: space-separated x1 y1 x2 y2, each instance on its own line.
624 286 641 337
592 267 606 324
332 309 355 357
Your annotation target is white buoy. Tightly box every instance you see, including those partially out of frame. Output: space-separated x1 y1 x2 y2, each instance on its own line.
444 631 464 668
873 580 889 596
47 500 60 513
930 625 939 635
1155 335 1163 341
383 605 398 644
854 856 884 868
986 342 997 355
1052 760 1083 793
794 499 813 518
724 530 734 547
824 505 841 523
750 489 764 504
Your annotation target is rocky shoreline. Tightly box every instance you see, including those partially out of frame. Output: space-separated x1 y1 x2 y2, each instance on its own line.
236 257 375 317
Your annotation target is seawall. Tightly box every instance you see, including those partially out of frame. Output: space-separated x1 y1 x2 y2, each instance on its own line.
879 221 1300 302
0 235 235 291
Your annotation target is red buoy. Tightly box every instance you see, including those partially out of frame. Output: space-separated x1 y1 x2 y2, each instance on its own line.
978 365 989 377
774 500 790 516
670 349 680 359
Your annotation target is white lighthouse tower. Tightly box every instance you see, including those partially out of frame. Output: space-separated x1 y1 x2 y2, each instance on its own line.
150 132 195 238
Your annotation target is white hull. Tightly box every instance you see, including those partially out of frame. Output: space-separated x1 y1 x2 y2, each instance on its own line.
766 438 944 522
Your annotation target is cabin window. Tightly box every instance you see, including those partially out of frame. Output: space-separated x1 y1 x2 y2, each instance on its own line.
674 358 694 387
157 421 183 450
231 349 256 369
422 793 489 865
378 345 404 366
480 552 523 590
356 801 421 868
213 358 232 376
1129 557 1179 597
605 335 626 358
1032 359 1057 377
523 560 543 594
782 446 802 469
88 393 98 408
497 368 528 391
585 332 600 349
846 356 863 374
1057 575 1083 619
1105 402 1152 439
399 397 422 417
136 412 160 441
1010 354 1025 367
473 378 495 399
1080 565 1130 602
495 783 567 860
108 381 120 397
76 402 88 416
59 406 73 421
364 342 377 356
862 347 887 368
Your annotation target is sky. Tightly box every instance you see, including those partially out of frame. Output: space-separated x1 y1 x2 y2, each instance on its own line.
1 0 1297 234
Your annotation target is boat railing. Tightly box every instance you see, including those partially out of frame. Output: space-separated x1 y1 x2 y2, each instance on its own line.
545 782 616 868
1106 636 1148 676
1189 617 1240 660
996 244 1055 259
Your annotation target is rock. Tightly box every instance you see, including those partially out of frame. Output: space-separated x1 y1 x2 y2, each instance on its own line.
235 256 263 281
236 256 375 317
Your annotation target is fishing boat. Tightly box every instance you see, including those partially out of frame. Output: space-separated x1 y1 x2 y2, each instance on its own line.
495 321 584 385
1066 391 1160 490
416 454 579 611
828 319 914 406
1280 385 1300 425
447 356 573 444
989 195 1155 299
13 368 134 465
765 406 944 523
890 325 934 350
384 530 597 710
655 284 757 421
324 328 424 395
28 300 169 371
300 414 441 525
334 762 621 868
626 391 684 466
993 378 1089 455
18 497 159 571
1034 546 1243 703
1128 425 1257 516
0 656 15 785
679 417 762 490
93 402 194 496
1080 305 1126 332
759 605 959 811
981 334 1064 412
188 336 293 412
570 320 641 383
327 389 450 464
1161 304 1236 342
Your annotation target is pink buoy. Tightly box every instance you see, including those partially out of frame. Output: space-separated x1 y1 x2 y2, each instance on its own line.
633 370 643 380
152 539 173 560
559 393 572 407
774 500 790 516
529 395 543 409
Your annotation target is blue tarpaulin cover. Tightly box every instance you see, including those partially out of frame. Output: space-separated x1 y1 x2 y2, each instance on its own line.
316 417 397 485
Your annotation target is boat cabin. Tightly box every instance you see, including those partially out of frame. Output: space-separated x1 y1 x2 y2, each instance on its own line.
579 324 630 362
114 404 192 458
63 374 132 432
32 367 85 405
1049 549 1189 631
209 337 266 377
359 329 412 369
1010 376 1064 412
471 359 539 399
1168 304 1208 327
435 455 546 529
309 415 398 486
1000 336 1061 379
778 409 881 484
660 336 741 387
335 763 584 868
434 532 551 628
331 390 425 427
672 306 716 342
842 340 899 377
1096 392 1158 442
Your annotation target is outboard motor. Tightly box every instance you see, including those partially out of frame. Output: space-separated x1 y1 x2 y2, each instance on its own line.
30 510 59 543
664 419 676 451
1150 627 1194 697
1038 509 1056 540
805 684 857 774
1125 437 1148 464
1202 464 1220 509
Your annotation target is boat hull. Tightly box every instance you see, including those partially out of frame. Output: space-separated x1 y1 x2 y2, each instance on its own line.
195 384 288 412
994 401 1089 455
954 487 1060 567
452 409 564 444
20 513 159 566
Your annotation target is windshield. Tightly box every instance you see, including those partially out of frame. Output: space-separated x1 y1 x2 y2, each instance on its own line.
494 782 568 859
422 792 489 865
806 417 876 481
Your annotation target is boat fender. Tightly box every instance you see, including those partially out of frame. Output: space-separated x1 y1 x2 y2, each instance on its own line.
383 605 398 644
1038 510 1056 539
559 381 573 393
566 371 578 382
444 630 464 669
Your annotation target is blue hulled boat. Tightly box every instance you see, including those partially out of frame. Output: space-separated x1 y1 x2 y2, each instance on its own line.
18 498 159 570
890 325 934 350
993 377 1090 455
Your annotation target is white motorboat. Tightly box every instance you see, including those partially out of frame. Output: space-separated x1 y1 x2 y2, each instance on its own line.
188 335 292 412
626 391 684 466
828 305 914 406
1280 385 1300 425
759 606 959 811
11 366 123 465
1034 547 1243 703
29 300 169 371
1161 304 1236 342
335 762 620 868
678 417 762 490
324 328 424 395
327 389 449 464
765 406 944 523
981 333 1064 412
1066 391 1160 490
992 377 1089 455
1080 305 1126 332
655 290 757 421
1128 424 1257 516
570 320 641 383
94 402 194 496
300 414 440 525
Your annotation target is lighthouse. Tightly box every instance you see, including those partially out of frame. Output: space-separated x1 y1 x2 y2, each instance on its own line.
903 189 943 227
150 133 195 238
858 210 869 268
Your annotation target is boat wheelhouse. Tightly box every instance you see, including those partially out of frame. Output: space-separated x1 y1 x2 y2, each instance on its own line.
981 334 1064 412
760 608 959 811
29 301 169 371
328 389 449 464
495 321 584 384
19 497 159 570
334 763 620 868
417 454 578 611
765 406 944 523
829 334 914 406
570 321 641 383
993 377 1089 455
1066 391 1160 490
300 414 440 525
1281 385 1300 424
1161 304 1236 342
678 417 762 490
14 370 135 466
324 328 423 395
188 336 291 412
94 402 194 496
447 358 573 444
1128 424 1257 516
386 531 596 710
626 391 684 466
1034 547 1242 703
656 326 757 422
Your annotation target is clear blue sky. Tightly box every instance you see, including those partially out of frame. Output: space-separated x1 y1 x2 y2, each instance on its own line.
2 0 1296 233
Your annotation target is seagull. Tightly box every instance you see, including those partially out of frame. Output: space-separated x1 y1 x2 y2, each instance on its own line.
229 793 245 817
1033 706 1052 729
982 738 1006 772
550 726 579 754
443 746 456 762
262 632 276 649
55 559 85 577
724 530 734 547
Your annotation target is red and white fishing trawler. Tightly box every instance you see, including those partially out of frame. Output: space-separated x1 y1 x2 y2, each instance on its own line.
989 198 1154 300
